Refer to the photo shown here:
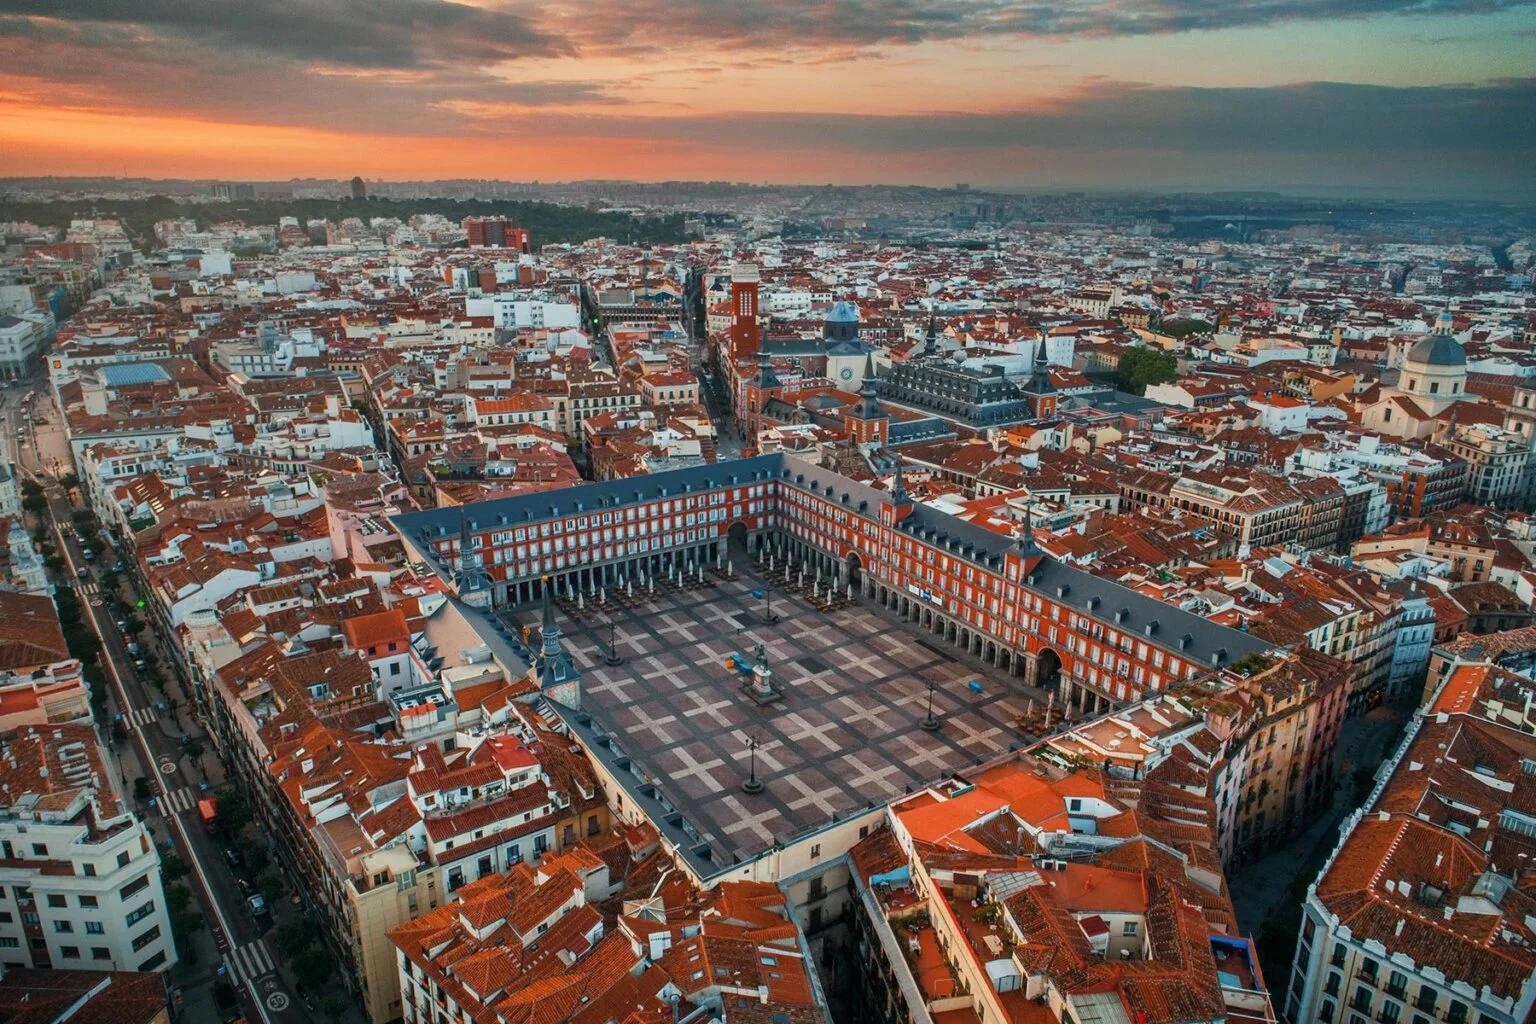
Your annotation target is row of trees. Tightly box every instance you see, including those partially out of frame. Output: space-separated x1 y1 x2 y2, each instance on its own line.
0 195 689 249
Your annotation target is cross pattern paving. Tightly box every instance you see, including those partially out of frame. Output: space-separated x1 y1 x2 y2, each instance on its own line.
543 568 1048 866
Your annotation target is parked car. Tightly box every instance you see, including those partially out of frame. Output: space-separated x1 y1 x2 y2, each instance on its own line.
223 847 242 869
246 894 268 917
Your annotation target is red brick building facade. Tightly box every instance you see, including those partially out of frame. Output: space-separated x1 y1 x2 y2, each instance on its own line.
397 454 1270 713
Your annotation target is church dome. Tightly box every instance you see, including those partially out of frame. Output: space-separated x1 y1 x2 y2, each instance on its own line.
1406 332 1466 368
825 301 860 324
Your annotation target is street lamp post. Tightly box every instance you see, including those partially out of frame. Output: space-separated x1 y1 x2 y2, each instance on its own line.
741 733 764 794
604 618 623 666
921 679 940 731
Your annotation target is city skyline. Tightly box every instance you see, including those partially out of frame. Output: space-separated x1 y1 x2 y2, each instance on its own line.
1 1 1534 201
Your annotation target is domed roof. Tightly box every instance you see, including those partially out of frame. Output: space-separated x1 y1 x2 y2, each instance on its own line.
825 301 860 323
1406 332 1466 368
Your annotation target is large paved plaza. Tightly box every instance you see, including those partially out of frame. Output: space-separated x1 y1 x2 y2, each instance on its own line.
505 567 1051 869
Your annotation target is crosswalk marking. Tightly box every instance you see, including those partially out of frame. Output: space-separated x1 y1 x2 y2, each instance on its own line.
76 581 96 596
125 706 158 728
158 786 196 815
228 939 274 984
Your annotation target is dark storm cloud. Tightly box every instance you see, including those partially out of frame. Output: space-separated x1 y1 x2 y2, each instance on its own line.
6 0 1533 66
468 77 1535 159
570 0 1536 50
0 5 609 133
0 0 566 67
450 77 1533 197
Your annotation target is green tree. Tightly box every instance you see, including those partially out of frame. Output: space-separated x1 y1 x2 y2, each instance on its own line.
292 947 336 992
133 776 151 801
216 787 252 838
59 473 80 489
166 882 204 961
0 195 687 248
1114 347 1178 395
161 852 190 882
275 920 315 959
1155 317 1210 339
259 871 286 906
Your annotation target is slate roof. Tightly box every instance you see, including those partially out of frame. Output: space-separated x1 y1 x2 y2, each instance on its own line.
395 454 1269 671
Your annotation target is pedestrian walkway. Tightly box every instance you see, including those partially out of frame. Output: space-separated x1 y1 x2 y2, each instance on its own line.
158 786 198 815
227 938 275 986
125 705 158 728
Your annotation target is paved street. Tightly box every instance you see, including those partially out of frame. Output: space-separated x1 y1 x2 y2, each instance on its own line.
1228 701 1410 985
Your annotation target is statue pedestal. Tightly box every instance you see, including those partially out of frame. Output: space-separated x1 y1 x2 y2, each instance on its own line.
743 664 782 705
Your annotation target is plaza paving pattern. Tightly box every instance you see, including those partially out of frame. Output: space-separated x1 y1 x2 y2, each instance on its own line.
509 567 1051 864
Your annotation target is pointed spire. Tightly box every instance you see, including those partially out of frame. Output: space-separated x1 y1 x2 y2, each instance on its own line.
890 458 909 505
856 352 883 419
1016 505 1040 557
540 576 561 658
1028 331 1054 396
456 508 478 592
756 348 779 390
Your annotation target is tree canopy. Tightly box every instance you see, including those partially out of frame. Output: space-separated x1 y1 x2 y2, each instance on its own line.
1115 347 1179 395
0 195 688 249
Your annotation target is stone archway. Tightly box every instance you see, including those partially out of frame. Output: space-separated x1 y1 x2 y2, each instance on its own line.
727 521 749 554
1036 648 1063 693
844 551 863 586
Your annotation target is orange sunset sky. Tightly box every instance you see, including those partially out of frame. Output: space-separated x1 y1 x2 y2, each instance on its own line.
1 1 1533 198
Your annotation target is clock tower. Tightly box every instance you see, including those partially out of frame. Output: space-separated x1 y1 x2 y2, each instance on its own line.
845 353 889 447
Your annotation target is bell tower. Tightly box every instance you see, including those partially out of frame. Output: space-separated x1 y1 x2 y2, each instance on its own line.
729 263 760 359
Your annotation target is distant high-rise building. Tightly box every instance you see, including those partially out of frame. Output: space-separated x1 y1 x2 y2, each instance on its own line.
462 216 530 253
350 176 367 200
211 182 255 201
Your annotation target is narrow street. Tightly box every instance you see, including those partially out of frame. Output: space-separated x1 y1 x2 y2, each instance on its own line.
12 375 323 1024
1228 702 1410 990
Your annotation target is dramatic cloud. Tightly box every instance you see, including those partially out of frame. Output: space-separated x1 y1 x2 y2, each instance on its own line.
556 0 1536 50
8 0 1535 64
1 1 1532 197
0 1 564 67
